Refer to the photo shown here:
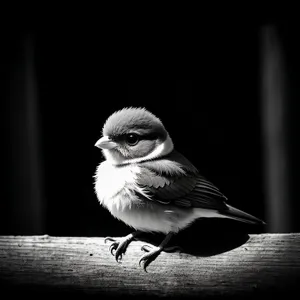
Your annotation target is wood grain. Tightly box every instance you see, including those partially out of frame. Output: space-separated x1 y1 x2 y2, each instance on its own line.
0 234 299 297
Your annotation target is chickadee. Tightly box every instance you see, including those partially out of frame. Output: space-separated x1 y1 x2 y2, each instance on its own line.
94 107 264 270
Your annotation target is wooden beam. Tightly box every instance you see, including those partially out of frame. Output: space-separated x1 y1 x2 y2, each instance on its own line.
0 234 299 297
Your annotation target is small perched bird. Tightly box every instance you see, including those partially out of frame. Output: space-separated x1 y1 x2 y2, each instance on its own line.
94 107 265 270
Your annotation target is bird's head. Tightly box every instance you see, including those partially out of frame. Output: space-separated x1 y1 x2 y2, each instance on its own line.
95 107 174 165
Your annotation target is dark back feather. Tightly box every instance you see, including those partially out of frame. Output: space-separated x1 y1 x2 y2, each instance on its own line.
137 150 228 210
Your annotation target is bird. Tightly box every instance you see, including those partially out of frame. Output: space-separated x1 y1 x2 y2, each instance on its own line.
94 107 265 271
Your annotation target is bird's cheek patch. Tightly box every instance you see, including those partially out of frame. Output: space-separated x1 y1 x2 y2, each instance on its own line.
129 140 156 158
116 147 131 159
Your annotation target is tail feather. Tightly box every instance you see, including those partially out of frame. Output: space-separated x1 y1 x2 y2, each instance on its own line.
220 205 266 225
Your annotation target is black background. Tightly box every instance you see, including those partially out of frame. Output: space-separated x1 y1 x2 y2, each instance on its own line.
1 20 300 237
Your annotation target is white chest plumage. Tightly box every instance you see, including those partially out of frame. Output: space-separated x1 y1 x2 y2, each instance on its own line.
94 160 201 234
95 161 165 232
94 161 144 211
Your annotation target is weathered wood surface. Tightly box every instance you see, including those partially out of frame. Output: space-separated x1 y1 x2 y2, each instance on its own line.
0 234 299 297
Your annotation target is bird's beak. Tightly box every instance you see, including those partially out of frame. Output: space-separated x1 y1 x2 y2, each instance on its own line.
94 136 117 150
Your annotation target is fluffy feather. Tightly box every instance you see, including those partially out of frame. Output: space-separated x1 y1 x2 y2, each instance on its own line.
94 161 202 233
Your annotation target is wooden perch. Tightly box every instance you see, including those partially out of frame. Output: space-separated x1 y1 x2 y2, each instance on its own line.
0 234 300 297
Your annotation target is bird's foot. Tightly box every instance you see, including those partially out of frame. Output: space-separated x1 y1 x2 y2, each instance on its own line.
139 244 181 271
104 233 136 263
139 244 163 272
138 232 175 271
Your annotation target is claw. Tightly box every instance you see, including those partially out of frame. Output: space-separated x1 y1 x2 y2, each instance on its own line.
138 257 143 267
109 243 118 256
110 247 115 256
108 242 123 262
138 246 162 272
139 256 148 272
115 247 124 263
116 253 122 263
141 244 153 253
105 237 116 244
104 233 138 263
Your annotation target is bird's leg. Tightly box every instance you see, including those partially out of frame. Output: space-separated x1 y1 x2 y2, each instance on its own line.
139 232 174 271
105 231 140 263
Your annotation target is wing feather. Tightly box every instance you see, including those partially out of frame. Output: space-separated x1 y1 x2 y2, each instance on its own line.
137 151 228 211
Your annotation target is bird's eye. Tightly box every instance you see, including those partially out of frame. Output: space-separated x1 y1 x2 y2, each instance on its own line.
125 133 139 146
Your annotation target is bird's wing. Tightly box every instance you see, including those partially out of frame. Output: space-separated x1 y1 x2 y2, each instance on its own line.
137 151 228 211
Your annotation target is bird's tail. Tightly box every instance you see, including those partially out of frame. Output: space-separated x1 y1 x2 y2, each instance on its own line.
220 205 266 225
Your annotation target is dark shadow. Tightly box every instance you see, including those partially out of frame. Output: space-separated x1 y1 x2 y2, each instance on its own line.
136 218 265 257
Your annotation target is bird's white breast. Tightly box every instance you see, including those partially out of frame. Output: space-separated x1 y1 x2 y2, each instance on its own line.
94 161 146 212
94 161 218 234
